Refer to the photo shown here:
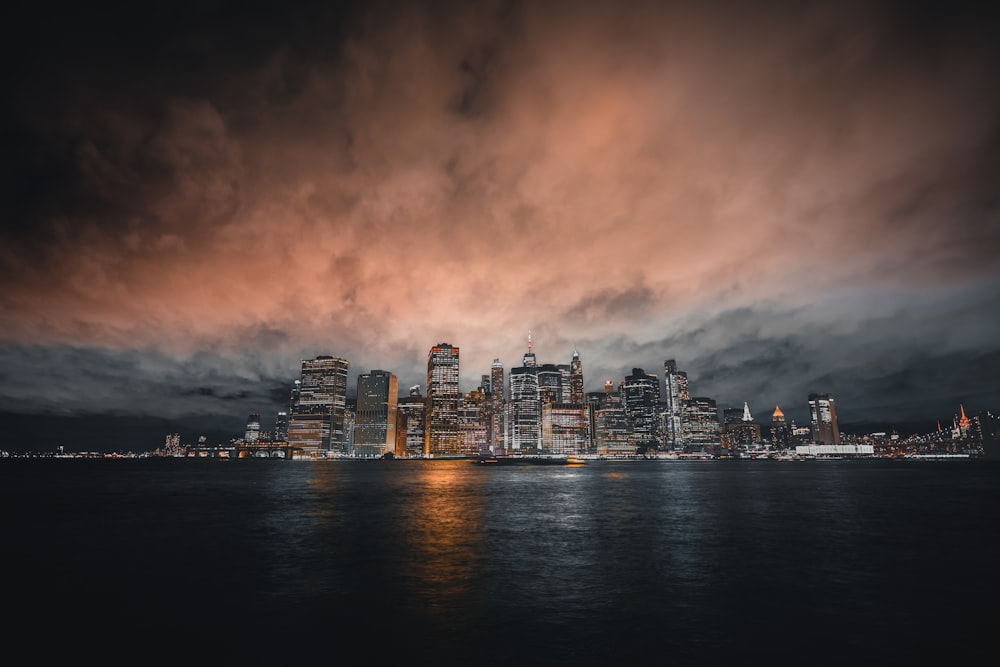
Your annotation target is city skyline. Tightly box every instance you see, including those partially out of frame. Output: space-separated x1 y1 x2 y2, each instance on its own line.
223 341 987 455
2 0 999 451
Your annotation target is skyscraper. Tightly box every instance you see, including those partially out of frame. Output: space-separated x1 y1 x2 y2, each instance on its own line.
808 393 840 445
595 379 632 455
396 385 427 458
622 367 661 451
489 358 505 454
724 401 760 448
537 363 564 405
509 334 541 454
458 389 489 456
523 331 537 367
770 405 790 449
354 369 398 458
542 403 590 454
570 349 584 405
663 360 686 450
425 343 460 457
287 355 350 455
274 411 288 442
244 411 261 443
683 396 720 450
957 404 972 439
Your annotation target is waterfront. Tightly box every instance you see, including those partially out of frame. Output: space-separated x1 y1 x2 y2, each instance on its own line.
4 458 998 665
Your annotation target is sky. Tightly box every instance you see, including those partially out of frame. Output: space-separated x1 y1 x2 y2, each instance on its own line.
2 0 999 451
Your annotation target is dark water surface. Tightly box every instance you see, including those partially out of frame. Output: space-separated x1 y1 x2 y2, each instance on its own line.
4 458 998 665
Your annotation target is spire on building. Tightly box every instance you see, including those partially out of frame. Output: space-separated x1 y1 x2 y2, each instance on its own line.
742 401 753 422
772 405 785 421
523 330 537 367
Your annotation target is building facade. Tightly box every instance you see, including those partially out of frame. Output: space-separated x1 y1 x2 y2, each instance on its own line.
354 369 398 457
426 343 461 456
808 393 840 445
396 385 427 458
570 350 584 405
595 380 633 456
542 402 591 454
663 360 687 450
489 358 506 454
770 405 791 449
459 389 489 456
273 411 288 442
508 335 541 454
683 396 720 450
622 367 661 451
287 355 350 455
537 363 564 406
244 412 261 443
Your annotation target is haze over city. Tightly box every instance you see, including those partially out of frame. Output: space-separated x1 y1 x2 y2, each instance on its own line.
2 0 998 450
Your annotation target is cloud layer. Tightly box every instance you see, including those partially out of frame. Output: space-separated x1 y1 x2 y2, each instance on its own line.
2 0 998 445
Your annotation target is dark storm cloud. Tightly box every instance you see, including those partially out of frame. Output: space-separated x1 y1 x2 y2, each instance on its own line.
576 285 1000 425
0 344 290 419
564 286 657 324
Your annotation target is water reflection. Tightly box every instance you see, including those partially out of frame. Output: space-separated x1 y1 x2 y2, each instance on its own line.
400 461 487 614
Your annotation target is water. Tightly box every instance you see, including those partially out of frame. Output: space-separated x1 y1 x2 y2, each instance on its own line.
4 458 998 665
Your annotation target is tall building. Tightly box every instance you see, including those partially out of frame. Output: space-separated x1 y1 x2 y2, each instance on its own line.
489 358 506 454
244 411 261 443
957 404 972 439
425 343 460 457
523 331 537 368
542 403 591 454
622 368 661 451
396 385 427 458
459 389 489 456
723 401 760 448
287 355 350 455
537 363 564 405
808 393 840 445
509 334 541 454
770 405 790 449
570 350 584 405
490 359 505 405
584 390 605 453
683 396 720 449
344 398 356 452
663 360 686 450
353 370 398 458
274 411 288 442
557 363 572 400
595 379 632 455
722 407 743 425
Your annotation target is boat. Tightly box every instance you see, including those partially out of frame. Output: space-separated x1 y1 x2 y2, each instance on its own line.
472 455 587 466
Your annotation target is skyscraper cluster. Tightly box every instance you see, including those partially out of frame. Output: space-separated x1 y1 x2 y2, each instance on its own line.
271 338 846 458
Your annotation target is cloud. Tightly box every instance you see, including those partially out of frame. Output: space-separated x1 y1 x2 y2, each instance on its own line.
1 0 998 443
